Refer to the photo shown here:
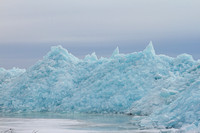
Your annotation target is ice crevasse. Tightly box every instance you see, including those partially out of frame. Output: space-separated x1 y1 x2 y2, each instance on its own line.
0 42 200 130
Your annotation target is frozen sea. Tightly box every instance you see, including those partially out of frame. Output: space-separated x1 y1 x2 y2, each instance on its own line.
0 113 178 133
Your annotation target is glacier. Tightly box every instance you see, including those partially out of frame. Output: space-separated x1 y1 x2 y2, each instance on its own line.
0 42 200 131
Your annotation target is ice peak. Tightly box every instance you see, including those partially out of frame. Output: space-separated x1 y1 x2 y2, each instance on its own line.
91 52 97 56
50 45 69 54
45 45 78 62
143 41 155 56
111 47 119 58
84 52 98 61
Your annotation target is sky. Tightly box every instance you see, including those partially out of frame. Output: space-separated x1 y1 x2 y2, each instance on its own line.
0 0 200 69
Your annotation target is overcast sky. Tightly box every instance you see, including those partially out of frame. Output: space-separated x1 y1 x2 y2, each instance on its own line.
0 0 200 69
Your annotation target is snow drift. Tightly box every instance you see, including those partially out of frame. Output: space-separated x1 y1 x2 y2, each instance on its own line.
0 42 200 130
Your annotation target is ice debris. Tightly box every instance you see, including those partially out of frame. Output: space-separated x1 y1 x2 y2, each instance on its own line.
0 42 200 131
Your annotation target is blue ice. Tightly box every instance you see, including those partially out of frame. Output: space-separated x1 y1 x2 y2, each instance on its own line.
0 42 200 131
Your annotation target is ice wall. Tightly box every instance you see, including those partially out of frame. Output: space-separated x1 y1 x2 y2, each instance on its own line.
0 43 200 130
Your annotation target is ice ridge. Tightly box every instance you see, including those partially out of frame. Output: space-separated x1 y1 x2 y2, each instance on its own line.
0 42 200 131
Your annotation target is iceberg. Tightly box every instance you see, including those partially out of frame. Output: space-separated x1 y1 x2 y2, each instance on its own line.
0 42 200 131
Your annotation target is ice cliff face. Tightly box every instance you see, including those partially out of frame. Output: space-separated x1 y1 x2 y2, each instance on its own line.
0 43 200 130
